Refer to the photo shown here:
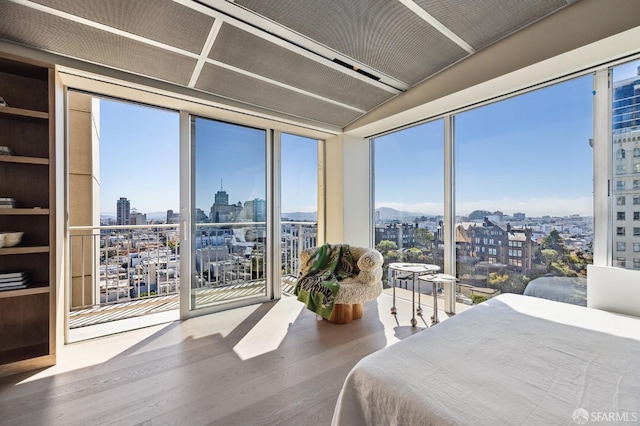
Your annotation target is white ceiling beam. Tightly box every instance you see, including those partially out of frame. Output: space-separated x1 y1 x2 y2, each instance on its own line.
397 0 475 54
9 0 200 59
189 19 223 87
181 0 407 92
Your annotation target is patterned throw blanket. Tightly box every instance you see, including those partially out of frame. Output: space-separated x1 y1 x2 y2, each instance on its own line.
294 244 357 319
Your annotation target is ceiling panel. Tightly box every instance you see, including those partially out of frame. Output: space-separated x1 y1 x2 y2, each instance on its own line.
196 63 362 127
0 0 584 130
0 0 197 85
415 0 569 50
28 0 215 54
233 0 469 86
209 23 394 111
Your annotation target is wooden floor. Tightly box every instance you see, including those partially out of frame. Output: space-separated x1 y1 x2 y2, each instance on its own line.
0 292 458 426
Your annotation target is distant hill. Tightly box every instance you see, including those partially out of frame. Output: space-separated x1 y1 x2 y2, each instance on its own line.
376 207 420 221
282 211 317 221
146 211 170 221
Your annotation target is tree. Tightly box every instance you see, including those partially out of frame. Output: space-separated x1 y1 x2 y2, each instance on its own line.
541 248 558 266
488 272 509 287
376 240 398 255
404 247 422 262
470 294 487 304
542 229 567 256
414 228 434 250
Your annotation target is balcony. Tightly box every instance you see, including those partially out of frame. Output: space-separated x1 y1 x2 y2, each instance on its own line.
68 222 317 330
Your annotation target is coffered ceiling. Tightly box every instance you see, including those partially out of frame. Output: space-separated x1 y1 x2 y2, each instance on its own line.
0 0 578 128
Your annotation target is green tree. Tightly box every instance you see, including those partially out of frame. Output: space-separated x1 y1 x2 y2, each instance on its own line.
414 228 434 250
380 249 403 283
470 294 487 304
541 248 558 268
542 229 567 257
550 261 578 277
488 272 509 287
404 247 422 263
386 250 403 264
376 240 398 255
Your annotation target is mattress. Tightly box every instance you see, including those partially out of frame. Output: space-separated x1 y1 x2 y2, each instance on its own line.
332 293 640 425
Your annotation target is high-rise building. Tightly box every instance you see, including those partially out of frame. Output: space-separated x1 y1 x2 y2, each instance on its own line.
130 211 147 225
210 188 242 223
243 198 266 222
116 197 130 225
166 209 181 224
611 66 640 269
214 189 229 205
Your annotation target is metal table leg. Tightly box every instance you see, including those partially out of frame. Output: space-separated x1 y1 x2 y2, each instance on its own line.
416 276 423 316
431 281 439 325
390 269 397 315
410 272 417 326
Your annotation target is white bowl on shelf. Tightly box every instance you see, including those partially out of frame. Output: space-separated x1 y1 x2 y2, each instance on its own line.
0 234 4 249
1 231 23 247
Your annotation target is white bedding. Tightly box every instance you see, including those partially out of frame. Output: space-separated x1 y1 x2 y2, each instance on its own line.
332 294 640 425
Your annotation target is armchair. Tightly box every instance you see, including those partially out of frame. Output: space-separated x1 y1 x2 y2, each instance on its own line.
298 245 383 324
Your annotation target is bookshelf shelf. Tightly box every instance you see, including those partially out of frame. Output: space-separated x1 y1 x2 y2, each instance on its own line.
0 53 56 377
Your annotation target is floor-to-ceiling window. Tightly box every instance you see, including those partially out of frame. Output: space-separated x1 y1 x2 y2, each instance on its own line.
66 87 327 337
373 120 445 285
281 133 319 283
191 117 269 310
67 93 180 340
371 75 595 307
454 76 594 306
611 59 640 270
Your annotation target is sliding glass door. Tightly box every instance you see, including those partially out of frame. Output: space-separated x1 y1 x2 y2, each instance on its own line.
190 116 269 310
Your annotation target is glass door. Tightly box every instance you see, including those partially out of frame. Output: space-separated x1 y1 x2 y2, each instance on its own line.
280 133 319 290
190 116 269 310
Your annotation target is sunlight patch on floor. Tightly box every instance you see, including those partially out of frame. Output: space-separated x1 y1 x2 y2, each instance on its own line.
233 298 304 360
18 321 175 384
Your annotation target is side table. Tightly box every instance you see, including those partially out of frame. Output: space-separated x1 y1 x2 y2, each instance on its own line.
388 263 440 326
418 273 458 325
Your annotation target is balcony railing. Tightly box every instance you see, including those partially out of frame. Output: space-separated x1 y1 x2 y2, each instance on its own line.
68 222 317 326
69 224 181 310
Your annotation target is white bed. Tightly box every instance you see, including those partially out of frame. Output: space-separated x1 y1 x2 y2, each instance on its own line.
332 293 640 425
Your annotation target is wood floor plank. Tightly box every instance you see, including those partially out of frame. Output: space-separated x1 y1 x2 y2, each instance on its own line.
0 293 446 426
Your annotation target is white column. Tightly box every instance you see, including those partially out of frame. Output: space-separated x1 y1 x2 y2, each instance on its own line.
443 115 456 314
592 69 611 266
324 133 371 247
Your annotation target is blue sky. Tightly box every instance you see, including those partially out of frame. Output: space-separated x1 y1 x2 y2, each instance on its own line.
376 74 594 217
99 100 179 215
99 104 317 215
193 117 266 213
374 61 640 217
99 60 639 218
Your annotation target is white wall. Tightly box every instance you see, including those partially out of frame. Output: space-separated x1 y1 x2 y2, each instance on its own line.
324 134 371 247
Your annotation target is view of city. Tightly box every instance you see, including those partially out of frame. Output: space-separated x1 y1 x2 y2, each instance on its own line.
68 107 319 319
375 209 592 306
68 58 639 326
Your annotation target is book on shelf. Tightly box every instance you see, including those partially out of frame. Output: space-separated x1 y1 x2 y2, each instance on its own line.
0 271 31 289
0 271 28 280
0 277 31 287
0 284 28 291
